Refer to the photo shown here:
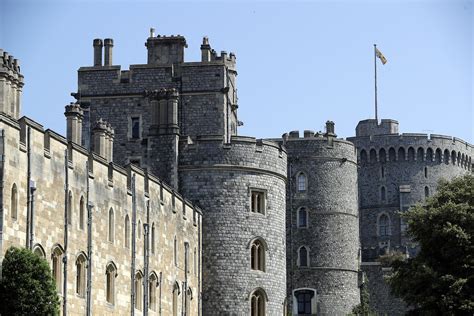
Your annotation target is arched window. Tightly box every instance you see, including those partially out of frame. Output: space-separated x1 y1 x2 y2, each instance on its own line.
426 148 433 161
297 173 307 192
33 244 46 258
51 245 64 293
185 288 192 316
435 148 442 163
457 152 461 166
134 271 143 311
360 149 368 164
369 149 377 163
108 208 114 243
417 147 424 161
425 186 430 198
424 167 428 178
407 147 415 161
298 207 308 228
451 151 457 165
379 148 386 162
378 214 390 236
298 246 309 267
398 147 406 161
67 191 73 225
444 149 450 164
124 215 130 248
295 289 315 315
149 272 158 311
388 147 396 162
381 186 386 202
76 253 87 297
11 183 18 220
151 223 155 254
172 282 180 316
250 288 266 316
106 262 117 304
250 239 265 271
79 196 85 230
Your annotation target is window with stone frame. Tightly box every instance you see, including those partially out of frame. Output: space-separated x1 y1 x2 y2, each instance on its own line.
106 262 117 304
378 214 390 236
295 289 315 315
149 273 158 311
75 254 87 297
79 196 85 230
297 172 307 192
52 246 63 293
131 116 140 139
134 271 143 311
250 239 265 271
250 190 266 214
298 246 309 267
10 183 18 220
297 207 308 228
250 288 266 316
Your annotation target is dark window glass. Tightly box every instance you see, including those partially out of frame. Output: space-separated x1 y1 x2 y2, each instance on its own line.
131 117 140 139
296 290 314 314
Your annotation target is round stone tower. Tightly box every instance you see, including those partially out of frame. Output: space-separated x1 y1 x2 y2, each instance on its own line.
281 122 360 315
348 118 474 261
178 135 287 315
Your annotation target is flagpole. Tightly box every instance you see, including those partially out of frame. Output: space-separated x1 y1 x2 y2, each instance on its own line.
374 44 378 122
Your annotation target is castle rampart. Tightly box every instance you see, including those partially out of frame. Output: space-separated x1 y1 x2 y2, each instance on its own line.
0 113 202 315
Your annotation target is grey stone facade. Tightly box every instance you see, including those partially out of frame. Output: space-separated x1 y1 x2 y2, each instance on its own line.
73 34 287 315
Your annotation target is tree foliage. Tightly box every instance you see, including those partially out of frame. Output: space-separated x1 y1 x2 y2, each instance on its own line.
0 246 60 315
388 175 474 315
351 275 376 316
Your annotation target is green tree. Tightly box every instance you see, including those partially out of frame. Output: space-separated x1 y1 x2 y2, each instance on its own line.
350 274 375 316
388 175 474 315
0 246 60 315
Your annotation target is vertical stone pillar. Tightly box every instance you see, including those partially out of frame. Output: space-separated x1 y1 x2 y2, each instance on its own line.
104 38 114 66
64 103 84 144
108 125 114 162
167 89 179 132
92 119 107 158
93 39 103 67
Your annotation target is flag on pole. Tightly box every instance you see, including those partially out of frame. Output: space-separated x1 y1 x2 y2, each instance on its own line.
375 48 387 65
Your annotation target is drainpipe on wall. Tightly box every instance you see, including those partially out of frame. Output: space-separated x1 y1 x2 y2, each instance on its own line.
143 199 150 315
86 161 93 316
63 149 69 316
159 271 162 316
0 129 5 263
26 127 31 249
131 174 137 316
29 180 36 250
198 214 201 316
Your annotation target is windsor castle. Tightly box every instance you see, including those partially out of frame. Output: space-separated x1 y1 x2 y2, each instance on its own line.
0 30 472 315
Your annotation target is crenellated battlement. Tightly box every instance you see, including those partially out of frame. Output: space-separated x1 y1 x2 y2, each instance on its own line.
179 134 287 179
348 131 474 170
0 112 203 223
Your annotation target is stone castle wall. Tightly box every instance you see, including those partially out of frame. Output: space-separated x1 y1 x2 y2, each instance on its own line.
276 130 360 315
178 135 287 315
0 114 202 316
348 132 473 260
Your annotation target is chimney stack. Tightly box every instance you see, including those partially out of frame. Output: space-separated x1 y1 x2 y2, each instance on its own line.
104 38 114 66
201 37 211 62
93 39 103 67
92 119 108 159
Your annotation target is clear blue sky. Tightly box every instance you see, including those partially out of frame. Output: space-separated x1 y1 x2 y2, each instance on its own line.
1 0 473 142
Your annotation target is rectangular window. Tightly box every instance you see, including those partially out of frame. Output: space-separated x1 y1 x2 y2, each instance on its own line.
251 190 265 214
131 117 140 139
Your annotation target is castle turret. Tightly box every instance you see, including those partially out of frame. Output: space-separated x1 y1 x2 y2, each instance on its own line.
64 102 83 144
92 39 103 67
0 50 24 119
145 33 187 65
355 118 399 136
280 122 360 315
